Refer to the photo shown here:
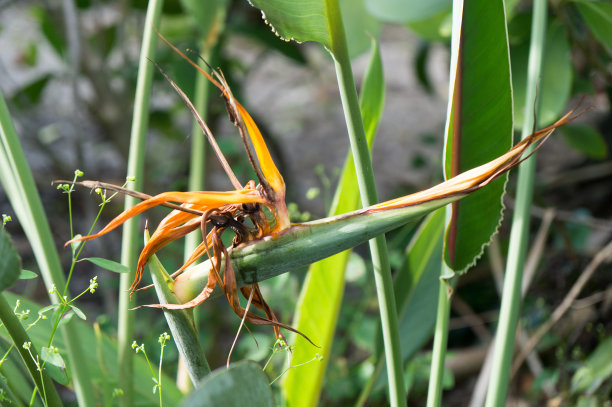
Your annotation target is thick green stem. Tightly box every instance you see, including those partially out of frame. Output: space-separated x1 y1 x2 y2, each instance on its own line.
326 2 405 405
117 1 164 406
146 232 211 382
0 294 63 407
484 0 547 405
0 90 95 407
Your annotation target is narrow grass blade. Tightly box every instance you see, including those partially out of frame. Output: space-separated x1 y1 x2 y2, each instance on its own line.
117 1 164 405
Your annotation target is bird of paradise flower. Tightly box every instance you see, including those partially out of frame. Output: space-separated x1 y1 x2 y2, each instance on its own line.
61 34 585 344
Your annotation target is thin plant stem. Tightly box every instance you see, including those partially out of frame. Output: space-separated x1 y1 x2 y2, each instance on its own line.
117 1 164 406
426 259 452 407
325 2 405 405
484 0 547 405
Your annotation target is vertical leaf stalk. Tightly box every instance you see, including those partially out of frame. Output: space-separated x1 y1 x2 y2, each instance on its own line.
484 0 547 405
325 2 405 405
0 91 96 406
426 210 453 407
117 1 164 405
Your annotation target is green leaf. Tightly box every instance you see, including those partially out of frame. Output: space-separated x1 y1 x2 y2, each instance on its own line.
443 0 513 272
560 123 608 160
70 234 83 255
574 0 612 54
0 230 21 292
340 0 381 58
69 305 87 320
180 0 229 34
406 8 453 41
10 74 52 108
572 336 612 395
30 6 66 57
393 210 444 360
512 19 572 128
365 0 451 23
19 269 38 280
181 361 274 407
41 346 69 385
247 0 332 47
283 39 384 407
81 257 130 274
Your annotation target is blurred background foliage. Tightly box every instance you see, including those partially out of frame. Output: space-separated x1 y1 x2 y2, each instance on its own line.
0 0 611 405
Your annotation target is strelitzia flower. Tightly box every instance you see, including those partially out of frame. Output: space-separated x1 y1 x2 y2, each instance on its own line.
63 36 585 342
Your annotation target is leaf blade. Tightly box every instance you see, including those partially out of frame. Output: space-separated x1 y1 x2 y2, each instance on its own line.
0 230 21 292
443 0 513 272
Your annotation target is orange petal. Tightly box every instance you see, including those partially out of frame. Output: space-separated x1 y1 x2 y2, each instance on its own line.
236 103 285 195
370 108 582 211
67 189 264 245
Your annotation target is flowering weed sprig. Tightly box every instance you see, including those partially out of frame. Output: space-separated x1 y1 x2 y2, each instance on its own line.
1 214 10 229
132 332 172 406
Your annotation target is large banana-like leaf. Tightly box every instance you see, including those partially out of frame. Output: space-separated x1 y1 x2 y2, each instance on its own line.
248 0 378 58
442 0 513 272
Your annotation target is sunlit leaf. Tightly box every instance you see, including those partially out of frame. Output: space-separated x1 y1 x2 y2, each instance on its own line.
19 270 38 280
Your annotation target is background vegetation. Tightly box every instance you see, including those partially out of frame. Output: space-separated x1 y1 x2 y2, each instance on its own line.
0 0 611 406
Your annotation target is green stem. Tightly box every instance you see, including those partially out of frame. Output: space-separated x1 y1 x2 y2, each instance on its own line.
183 53 212 257
484 0 547 405
325 2 405 405
0 90 95 407
0 294 63 407
426 259 452 407
117 1 164 406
